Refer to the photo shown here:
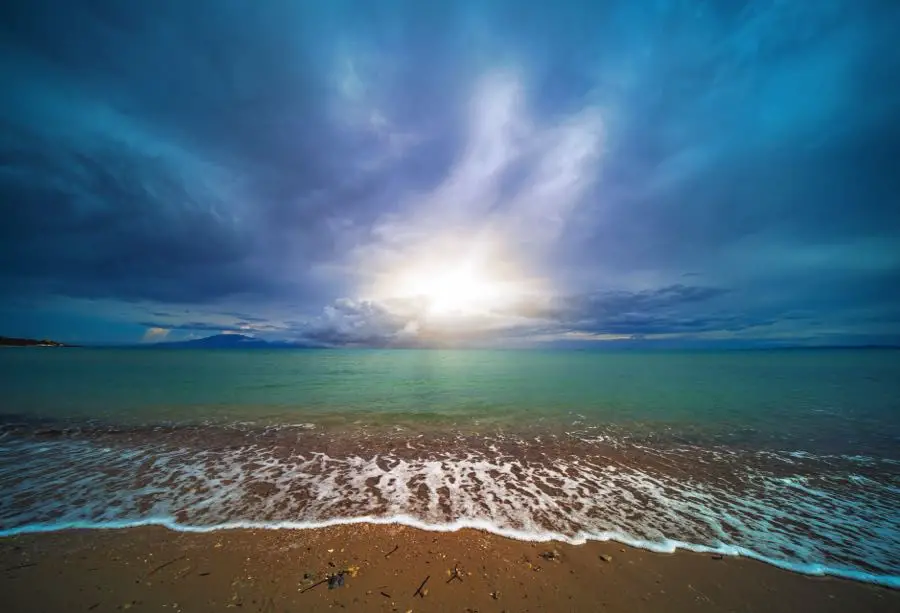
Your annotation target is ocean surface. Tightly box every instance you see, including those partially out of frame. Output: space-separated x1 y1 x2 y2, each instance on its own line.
0 348 898 587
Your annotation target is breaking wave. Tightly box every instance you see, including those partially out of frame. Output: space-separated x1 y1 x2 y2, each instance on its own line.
0 425 898 588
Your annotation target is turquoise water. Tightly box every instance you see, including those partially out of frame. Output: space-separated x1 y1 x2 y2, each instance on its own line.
0 348 898 586
2 348 898 452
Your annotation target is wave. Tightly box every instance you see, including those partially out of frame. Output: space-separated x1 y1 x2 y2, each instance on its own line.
1 432 898 590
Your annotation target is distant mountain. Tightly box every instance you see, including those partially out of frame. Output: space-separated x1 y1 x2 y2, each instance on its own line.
152 333 318 349
0 335 75 347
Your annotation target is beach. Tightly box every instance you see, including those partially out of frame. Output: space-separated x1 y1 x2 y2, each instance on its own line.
4 0 899 609
3 524 898 613
1 348 899 599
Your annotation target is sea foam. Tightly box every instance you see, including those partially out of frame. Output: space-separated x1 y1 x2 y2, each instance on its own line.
0 433 898 588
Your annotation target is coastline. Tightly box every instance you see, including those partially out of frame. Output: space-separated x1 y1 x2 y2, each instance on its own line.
2 419 898 590
3 515 898 589
3 524 897 613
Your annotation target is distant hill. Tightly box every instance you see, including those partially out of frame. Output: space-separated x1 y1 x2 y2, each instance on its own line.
151 333 318 349
0 336 75 347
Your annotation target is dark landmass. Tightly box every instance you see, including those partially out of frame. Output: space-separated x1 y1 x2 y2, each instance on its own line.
0 336 77 347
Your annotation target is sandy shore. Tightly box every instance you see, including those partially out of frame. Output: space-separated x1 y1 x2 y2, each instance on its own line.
1 524 896 612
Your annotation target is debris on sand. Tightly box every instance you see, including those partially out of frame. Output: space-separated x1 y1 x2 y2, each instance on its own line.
446 564 464 584
300 577 328 594
413 575 430 597
599 554 613 563
327 572 345 589
539 549 561 561
147 555 186 577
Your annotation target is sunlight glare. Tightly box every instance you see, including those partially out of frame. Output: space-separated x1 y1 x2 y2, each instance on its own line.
396 262 506 316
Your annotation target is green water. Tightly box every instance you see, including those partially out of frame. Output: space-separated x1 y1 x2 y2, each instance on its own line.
2 348 900 584
2 348 898 453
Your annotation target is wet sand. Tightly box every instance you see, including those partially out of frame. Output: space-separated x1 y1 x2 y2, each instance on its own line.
2 525 896 612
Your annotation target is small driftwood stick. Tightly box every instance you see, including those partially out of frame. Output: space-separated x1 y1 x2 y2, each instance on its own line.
147 555 186 577
3 562 37 572
413 575 430 597
299 577 330 594
446 564 463 584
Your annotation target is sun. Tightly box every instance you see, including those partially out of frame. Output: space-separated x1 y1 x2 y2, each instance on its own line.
395 262 507 316
363 233 546 322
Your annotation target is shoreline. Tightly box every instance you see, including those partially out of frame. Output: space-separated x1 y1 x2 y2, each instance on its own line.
2 424 898 592
2 525 897 613
2 516 898 590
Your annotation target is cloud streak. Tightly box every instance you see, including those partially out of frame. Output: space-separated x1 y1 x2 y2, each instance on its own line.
1 1 898 346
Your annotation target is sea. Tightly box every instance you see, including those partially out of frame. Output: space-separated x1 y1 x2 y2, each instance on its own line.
0 347 898 587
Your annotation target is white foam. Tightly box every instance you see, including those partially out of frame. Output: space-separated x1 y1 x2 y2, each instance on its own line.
0 437 898 589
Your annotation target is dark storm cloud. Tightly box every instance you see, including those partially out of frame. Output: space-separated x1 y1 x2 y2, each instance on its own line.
566 312 777 338
558 285 731 319
218 313 270 324
555 1 900 287
500 284 773 339
0 0 450 304
1 1 898 344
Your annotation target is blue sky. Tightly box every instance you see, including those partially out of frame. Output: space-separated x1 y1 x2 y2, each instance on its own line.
1 0 899 346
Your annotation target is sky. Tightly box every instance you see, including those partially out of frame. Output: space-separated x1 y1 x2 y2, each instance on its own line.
1 0 899 347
